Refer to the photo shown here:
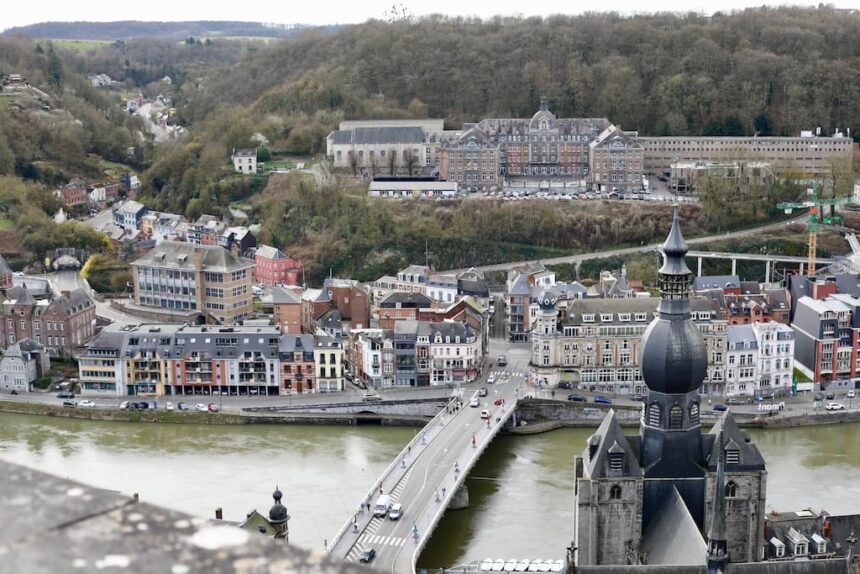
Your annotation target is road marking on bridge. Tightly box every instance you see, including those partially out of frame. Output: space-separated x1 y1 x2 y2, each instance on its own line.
344 467 414 562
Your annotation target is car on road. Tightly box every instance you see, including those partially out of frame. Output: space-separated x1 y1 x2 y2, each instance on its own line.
593 396 613 405
470 397 480 407
478 387 488 397
78 399 96 408
195 403 208 412
362 393 382 402
726 398 746 406
558 382 573 390
567 394 587 402
497 355 507 366
487 374 496 384
388 503 403 520
165 402 174 411
826 402 845 411
57 392 75 399
359 548 376 563
177 402 188 411
713 403 728 412
631 393 645 402
208 403 219 413
62 400 77 407
136 402 149 410
825 392 835 400
119 400 130 410
494 398 503 406
849 390 856 399
814 393 824 402
480 409 491 419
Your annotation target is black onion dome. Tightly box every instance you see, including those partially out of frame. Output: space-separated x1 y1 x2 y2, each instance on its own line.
639 316 707 394
268 487 288 524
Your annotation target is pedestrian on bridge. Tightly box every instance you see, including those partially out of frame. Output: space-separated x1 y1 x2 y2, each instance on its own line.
471 434 476 448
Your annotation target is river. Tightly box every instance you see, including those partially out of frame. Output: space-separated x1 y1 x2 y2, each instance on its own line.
0 413 858 568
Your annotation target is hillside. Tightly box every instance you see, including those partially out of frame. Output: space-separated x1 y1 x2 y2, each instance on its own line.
1 21 332 41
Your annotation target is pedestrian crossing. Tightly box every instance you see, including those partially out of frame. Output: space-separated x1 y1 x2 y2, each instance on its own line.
345 468 412 562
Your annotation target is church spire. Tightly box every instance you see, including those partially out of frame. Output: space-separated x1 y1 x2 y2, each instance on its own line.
707 433 729 573
658 205 693 303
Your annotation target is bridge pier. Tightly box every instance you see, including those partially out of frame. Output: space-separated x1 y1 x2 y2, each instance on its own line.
448 484 470 510
765 260 771 284
731 258 737 276
800 262 805 276
697 256 702 277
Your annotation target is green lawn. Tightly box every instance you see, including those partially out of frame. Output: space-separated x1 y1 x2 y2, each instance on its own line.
0 218 12 231
0 94 18 109
50 39 112 53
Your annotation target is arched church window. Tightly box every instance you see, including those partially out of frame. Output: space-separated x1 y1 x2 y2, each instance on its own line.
725 480 737 498
610 484 622 499
669 404 683 429
647 403 661 426
689 402 700 425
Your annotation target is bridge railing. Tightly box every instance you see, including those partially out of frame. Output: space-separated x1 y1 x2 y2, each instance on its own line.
328 394 458 556
410 397 519 573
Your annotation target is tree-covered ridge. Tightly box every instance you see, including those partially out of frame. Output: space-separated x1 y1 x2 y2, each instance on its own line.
1 21 324 41
180 7 860 140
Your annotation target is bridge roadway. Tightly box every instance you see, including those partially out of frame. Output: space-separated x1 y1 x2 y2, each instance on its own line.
328 361 528 574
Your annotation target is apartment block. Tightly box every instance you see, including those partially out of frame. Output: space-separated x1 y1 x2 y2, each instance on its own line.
792 294 860 386
724 323 795 397
131 241 254 324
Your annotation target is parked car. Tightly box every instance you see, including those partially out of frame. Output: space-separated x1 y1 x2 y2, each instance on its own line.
362 393 382 402
567 394 587 402
593 396 613 405
849 390 857 399
195 403 207 412
208 403 219 413
558 382 573 390
826 402 845 411
78 399 96 408
63 400 77 407
713 403 728 412
177 402 188 411
478 387 488 397
136 402 149 410
56 392 75 399
359 548 376 563
119 400 130 410
726 398 745 406
814 393 824 402
825 392 835 400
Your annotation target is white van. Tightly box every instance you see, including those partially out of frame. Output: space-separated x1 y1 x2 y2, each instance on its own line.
374 494 392 517
470 397 480 407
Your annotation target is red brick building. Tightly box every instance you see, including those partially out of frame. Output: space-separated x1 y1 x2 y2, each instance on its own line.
57 178 88 207
272 286 302 334
254 245 302 287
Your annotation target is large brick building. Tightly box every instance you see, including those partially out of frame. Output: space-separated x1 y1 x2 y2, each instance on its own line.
1 285 95 357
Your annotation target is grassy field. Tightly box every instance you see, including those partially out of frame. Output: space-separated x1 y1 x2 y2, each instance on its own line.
50 39 112 52
0 94 18 109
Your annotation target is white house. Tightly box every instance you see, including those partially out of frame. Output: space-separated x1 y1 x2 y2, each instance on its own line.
0 339 49 393
725 322 794 397
232 148 258 174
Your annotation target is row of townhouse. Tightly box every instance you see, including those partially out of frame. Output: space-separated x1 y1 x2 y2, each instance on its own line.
344 320 482 389
77 324 344 397
529 292 796 397
371 265 491 307
328 104 852 193
57 177 137 208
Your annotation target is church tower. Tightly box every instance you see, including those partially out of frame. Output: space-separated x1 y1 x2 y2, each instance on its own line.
638 206 708 527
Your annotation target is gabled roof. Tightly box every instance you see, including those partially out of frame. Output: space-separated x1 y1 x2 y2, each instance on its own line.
706 411 766 471
271 286 301 305
640 486 706 566
693 275 741 291
256 245 287 260
131 241 253 273
330 127 425 145
582 410 641 479
0 254 12 276
379 292 433 308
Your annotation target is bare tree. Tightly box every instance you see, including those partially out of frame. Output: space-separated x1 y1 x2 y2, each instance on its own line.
404 149 420 176
369 153 379 178
387 149 397 176
348 150 358 177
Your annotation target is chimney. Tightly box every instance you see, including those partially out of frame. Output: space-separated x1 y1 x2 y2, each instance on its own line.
230 243 239 257
215 507 223 520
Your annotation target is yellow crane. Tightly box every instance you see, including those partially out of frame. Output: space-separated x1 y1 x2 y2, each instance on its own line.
778 181 852 276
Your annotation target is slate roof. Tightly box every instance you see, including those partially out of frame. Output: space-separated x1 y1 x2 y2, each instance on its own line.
131 241 253 273
706 411 766 472
232 148 256 158
582 410 641 479
278 334 315 354
693 275 741 291
426 321 475 341
379 292 433 308
727 324 757 349
729 559 849 574
52 288 94 316
255 245 286 260
271 286 301 305
330 127 425 145
0 255 11 277
640 486 707 566
115 200 146 215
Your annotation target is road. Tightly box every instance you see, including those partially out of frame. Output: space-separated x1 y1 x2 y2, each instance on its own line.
441 215 806 274
329 346 531 573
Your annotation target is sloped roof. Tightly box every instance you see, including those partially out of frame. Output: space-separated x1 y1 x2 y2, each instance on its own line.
271 286 301 305
706 411 766 472
582 410 641 479
330 127 425 145
640 486 707 566
256 245 286 260
693 275 741 291
0 255 12 277
379 291 433 308
131 241 252 273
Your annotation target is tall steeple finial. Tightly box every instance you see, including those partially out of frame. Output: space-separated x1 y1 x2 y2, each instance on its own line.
707 432 729 573
658 205 693 303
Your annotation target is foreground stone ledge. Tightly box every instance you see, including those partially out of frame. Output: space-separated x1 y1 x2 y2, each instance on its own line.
0 459 373 574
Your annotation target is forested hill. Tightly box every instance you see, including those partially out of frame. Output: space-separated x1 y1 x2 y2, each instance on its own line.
178 6 860 143
1 21 327 40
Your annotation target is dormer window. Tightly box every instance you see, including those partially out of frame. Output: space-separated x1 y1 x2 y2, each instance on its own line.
582 314 595 323
600 313 613 322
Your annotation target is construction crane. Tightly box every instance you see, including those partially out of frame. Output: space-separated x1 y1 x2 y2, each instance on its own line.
778 180 852 276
